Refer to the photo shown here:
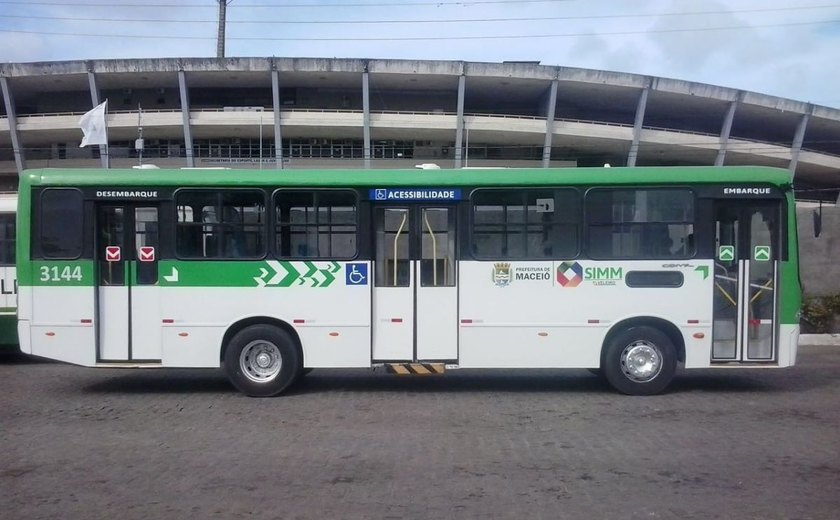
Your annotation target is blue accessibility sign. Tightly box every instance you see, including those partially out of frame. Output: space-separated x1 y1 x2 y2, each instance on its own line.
345 263 368 285
369 188 461 202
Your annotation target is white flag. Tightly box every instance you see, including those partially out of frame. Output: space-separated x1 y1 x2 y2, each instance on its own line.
79 100 108 147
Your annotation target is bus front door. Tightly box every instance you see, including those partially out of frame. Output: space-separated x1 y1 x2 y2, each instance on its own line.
372 205 458 362
95 204 161 362
712 201 780 362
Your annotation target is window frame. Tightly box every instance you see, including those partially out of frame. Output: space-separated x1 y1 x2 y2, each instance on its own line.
584 186 697 261
173 187 268 261
272 188 360 261
468 187 582 261
37 187 85 260
0 212 16 266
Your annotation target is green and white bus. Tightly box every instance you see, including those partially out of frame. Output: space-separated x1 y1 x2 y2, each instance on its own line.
0 192 17 347
16 166 800 396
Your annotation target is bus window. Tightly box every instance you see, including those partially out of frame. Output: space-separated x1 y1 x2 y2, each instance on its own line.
175 190 265 259
39 189 83 259
586 188 694 259
471 188 579 259
0 213 14 265
274 190 357 259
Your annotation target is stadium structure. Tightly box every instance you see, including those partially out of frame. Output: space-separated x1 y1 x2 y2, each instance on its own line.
1 57 839 197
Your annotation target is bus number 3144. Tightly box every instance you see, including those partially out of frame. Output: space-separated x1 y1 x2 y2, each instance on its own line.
39 266 83 282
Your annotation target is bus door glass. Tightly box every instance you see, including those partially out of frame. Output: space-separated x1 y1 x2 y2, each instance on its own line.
96 203 160 362
712 200 780 362
371 205 458 362
0 210 17 337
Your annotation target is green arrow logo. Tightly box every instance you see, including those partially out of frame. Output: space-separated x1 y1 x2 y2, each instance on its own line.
718 245 735 262
301 261 319 286
754 246 771 262
254 260 340 287
694 265 709 280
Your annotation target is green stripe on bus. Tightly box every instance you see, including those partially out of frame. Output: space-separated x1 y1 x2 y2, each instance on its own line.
157 260 343 288
21 260 346 288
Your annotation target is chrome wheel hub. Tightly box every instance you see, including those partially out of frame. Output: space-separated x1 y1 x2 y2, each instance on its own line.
620 341 662 383
240 340 282 383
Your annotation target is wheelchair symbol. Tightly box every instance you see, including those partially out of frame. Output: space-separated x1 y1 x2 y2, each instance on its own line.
345 263 368 285
374 189 387 200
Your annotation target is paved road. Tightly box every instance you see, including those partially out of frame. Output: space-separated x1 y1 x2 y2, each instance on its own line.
1 345 839 519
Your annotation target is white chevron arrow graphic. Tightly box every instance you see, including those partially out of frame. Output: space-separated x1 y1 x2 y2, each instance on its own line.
265 260 286 286
163 266 179 283
253 267 269 287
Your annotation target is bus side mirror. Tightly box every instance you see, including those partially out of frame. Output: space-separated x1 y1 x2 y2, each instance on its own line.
813 206 822 238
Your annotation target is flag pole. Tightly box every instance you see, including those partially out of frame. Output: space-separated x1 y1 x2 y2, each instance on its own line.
137 103 144 167
104 98 110 168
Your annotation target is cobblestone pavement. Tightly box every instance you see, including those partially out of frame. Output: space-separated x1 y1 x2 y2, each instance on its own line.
1 345 839 520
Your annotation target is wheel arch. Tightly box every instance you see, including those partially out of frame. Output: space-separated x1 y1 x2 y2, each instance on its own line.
600 316 685 368
220 316 304 366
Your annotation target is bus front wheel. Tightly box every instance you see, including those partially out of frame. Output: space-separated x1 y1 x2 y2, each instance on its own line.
603 326 676 396
224 325 300 397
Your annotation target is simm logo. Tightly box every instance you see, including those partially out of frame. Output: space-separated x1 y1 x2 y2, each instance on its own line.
557 263 624 287
585 266 623 286
556 262 583 287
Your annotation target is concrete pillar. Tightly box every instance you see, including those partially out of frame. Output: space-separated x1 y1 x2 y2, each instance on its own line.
86 68 109 168
87 69 100 108
626 86 649 167
362 69 371 169
178 70 195 168
0 77 26 173
542 79 559 168
271 67 284 169
715 95 740 167
454 75 466 168
789 109 811 178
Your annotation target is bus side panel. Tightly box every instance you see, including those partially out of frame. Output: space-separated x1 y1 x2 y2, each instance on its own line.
161 324 223 368
17 287 32 354
777 192 801 368
458 260 713 369
29 287 96 366
777 324 799 367
159 263 371 368
0 266 17 346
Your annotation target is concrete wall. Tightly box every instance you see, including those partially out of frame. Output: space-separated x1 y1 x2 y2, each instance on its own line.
797 205 840 297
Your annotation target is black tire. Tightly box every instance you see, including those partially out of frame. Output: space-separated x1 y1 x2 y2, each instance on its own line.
223 325 300 397
603 326 676 396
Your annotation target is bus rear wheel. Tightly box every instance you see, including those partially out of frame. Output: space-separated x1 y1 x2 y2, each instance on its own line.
224 325 300 397
603 326 676 396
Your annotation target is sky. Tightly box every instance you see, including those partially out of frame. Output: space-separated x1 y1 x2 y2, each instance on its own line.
1 0 839 108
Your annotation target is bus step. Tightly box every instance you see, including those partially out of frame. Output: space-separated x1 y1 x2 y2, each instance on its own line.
386 363 445 375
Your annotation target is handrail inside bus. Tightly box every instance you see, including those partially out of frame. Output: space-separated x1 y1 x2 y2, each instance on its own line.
714 276 774 307
393 211 407 287
749 279 774 304
423 210 437 287
714 282 737 307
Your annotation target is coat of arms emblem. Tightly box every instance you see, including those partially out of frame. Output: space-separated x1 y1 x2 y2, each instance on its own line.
492 262 512 287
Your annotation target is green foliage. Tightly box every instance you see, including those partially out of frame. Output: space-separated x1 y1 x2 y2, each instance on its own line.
801 294 840 333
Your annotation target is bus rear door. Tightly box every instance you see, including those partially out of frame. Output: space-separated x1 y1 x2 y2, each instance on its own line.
712 200 781 362
371 204 458 362
95 203 161 362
